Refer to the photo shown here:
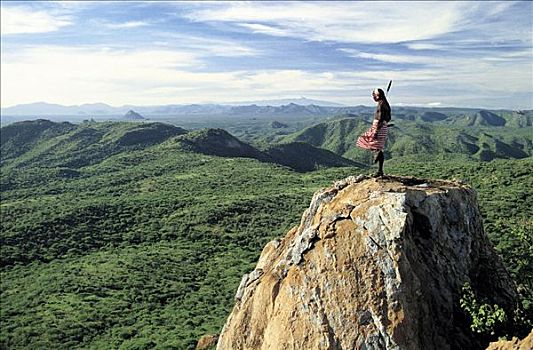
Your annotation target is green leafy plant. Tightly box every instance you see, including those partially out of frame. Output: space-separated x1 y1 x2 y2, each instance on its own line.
460 282 507 335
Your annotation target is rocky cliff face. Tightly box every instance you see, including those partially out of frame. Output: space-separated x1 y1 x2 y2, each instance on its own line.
217 175 518 350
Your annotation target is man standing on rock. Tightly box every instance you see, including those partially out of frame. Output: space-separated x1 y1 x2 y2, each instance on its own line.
356 87 391 177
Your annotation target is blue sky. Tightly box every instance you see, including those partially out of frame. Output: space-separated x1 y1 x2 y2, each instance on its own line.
1 1 532 109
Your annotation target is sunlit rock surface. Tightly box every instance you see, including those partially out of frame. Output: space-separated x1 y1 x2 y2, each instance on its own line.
217 175 517 350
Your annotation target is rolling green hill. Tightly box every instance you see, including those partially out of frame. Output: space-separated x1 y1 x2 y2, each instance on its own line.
1 120 358 174
280 116 533 163
151 107 532 145
389 108 532 127
280 115 368 156
1 121 188 170
265 142 363 172
0 119 77 161
1 119 531 349
172 128 269 161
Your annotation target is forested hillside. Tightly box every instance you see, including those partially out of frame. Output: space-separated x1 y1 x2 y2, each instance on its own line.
280 115 533 163
1 119 531 349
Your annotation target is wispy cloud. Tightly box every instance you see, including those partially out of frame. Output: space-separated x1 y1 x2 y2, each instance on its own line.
340 47 532 70
0 5 72 34
105 21 149 29
405 43 447 51
238 23 290 37
184 2 468 44
339 49 435 65
154 33 260 57
481 49 532 62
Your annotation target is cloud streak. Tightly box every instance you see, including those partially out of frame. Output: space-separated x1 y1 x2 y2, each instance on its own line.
154 32 261 57
105 21 149 29
339 49 435 65
0 5 72 34
184 1 469 44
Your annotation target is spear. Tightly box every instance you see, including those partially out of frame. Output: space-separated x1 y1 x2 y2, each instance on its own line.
386 80 394 127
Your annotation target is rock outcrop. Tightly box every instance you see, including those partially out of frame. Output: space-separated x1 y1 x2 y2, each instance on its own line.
217 175 518 350
486 329 533 350
196 334 219 350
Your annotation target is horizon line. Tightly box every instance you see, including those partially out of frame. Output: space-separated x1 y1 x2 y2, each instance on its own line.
1 100 531 112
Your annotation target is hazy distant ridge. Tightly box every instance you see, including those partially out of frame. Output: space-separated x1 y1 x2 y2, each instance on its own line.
1 98 344 116
3 100 530 119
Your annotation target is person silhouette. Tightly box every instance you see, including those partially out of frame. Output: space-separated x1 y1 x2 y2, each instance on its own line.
356 88 391 177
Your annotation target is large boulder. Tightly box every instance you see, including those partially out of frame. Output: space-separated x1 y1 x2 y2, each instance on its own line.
217 175 518 349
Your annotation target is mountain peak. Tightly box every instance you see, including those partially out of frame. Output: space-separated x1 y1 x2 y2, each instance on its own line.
123 110 145 120
217 175 517 349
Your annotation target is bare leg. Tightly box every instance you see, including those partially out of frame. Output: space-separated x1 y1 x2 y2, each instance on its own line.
373 150 380 163
375 151 384 177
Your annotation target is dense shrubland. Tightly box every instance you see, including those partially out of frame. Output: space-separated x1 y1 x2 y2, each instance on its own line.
1 119 531 349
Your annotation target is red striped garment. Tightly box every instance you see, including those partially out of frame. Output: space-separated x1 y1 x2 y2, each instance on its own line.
356 120 388 151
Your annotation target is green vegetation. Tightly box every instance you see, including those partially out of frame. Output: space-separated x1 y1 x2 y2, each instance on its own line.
265 142 362 172
1 121 357 349
172 128 268 161
460 282 507 335
1 118 532 349
279 116 533 163
460 280 531 339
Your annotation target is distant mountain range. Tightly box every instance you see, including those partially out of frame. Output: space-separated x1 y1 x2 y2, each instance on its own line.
3 101 530 120
1 98 344 116
221 97 345 107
